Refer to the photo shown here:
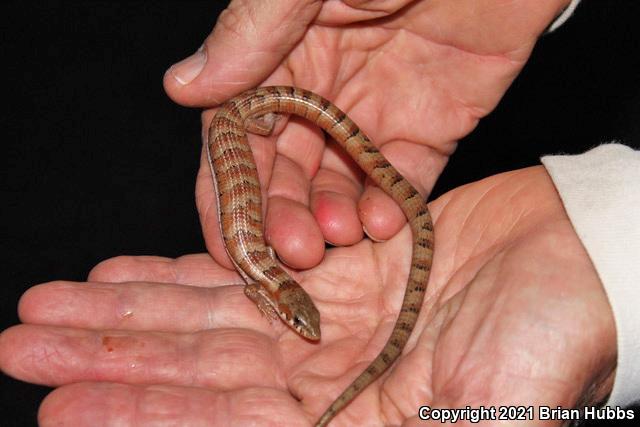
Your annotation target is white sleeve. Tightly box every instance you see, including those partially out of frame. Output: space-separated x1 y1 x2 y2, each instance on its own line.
548 0 582 32
541 144 640 407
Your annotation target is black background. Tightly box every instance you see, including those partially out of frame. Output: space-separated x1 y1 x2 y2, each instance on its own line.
2 1 639 425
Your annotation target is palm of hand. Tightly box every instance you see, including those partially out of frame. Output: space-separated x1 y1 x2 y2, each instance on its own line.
1 167 614 425
284 167 614 425
180 0 567 270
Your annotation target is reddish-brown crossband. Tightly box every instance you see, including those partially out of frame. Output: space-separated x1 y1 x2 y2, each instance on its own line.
207 86 434 427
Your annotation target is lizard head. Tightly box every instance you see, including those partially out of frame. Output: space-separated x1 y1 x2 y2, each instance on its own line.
278 287 321 341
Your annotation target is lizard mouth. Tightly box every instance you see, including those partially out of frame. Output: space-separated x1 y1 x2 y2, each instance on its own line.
286 312 321 341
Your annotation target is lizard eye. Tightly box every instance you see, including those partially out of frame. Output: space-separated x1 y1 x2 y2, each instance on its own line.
293 315 307 329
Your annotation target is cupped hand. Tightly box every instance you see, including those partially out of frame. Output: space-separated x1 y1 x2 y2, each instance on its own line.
164 0 571 270
0 166 615 426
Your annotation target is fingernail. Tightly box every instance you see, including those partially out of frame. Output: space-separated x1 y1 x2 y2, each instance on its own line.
362 225 387 243
168 47 206 85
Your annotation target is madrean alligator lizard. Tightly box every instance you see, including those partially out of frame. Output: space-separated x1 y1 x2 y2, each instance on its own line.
207 86 434 426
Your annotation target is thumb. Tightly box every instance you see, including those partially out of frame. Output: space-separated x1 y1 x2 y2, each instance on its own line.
164 0 323 107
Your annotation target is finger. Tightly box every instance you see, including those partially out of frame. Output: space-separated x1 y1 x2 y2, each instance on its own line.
357 140 444 242
310 168 363 246
16 281 274 334
309 136 438 245
0 324 285 390
264 196 324 268
39 382 310 427
379 140 443 200
263 118 326 267
164 0 323 107
201 104 329 269
274 115 325 179
306 136 365 246
316 0 412 25
358 185 405 242
88 254 239 286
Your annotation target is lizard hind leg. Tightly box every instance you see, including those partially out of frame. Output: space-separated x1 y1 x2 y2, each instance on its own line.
244 113 280 136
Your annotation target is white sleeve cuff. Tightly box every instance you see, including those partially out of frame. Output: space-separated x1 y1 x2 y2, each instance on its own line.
548 0 581 32
541 143 640 407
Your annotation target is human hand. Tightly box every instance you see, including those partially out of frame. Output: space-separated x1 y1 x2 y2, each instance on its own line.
164 0 571 271
0 166 615 426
